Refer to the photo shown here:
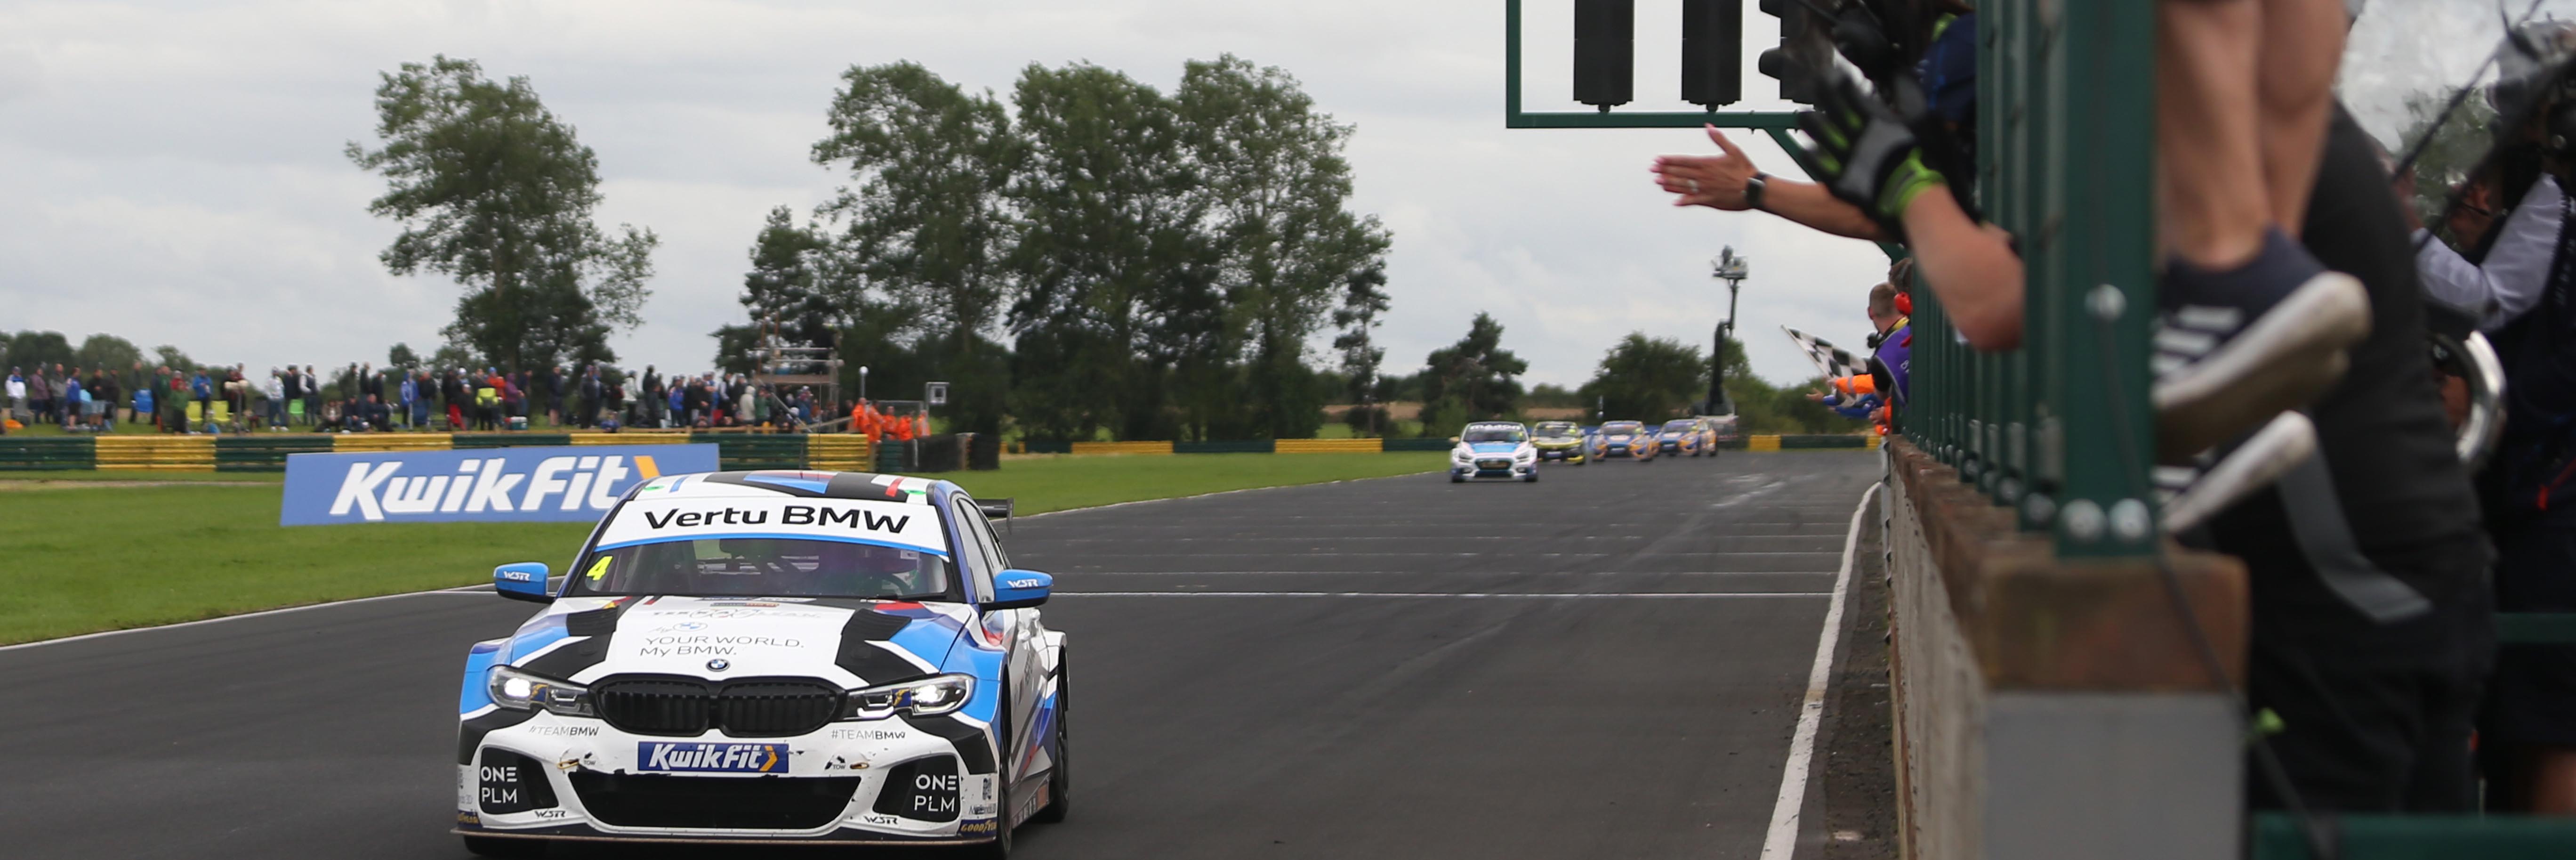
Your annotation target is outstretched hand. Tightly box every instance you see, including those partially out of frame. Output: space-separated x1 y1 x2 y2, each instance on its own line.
1653 125 1760 210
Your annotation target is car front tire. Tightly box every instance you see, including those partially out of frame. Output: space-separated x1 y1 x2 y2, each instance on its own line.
1032 655 1070 825
970 671 1017 859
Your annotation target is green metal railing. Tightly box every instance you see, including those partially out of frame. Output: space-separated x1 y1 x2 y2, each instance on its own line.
1909 0 2159 556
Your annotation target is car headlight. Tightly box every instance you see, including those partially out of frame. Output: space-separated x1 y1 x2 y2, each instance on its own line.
1453 449 1472 461
486 665 593 717
845 673 974 721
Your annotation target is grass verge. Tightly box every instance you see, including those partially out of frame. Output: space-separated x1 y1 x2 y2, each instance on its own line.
0 452 1441 644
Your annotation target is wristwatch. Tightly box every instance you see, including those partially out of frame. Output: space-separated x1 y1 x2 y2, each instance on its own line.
1745 172 1770 211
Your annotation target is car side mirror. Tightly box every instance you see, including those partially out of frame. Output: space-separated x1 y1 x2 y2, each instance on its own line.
494 562 553 603
988 569 1053 610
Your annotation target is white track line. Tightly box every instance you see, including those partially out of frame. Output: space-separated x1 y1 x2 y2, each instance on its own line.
1055 591 1830 599
0 585 490 652
1758 483 1882 859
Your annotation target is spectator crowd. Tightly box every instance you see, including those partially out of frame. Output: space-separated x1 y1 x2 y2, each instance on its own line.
4 362 841 437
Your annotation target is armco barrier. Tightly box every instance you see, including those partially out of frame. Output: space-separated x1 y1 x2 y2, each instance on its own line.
94 436 214 471
0 437 94 470
691 433 807 471
807 435 871 471
1381 438 1453 452
454 433 568 449
570 430 688 445
1018 440 1073 454
1174 439 1275 454
1777 434 1881 450
214 436 332 471
333 434 454 452
1274 438 1379 454
1070 441 1174 455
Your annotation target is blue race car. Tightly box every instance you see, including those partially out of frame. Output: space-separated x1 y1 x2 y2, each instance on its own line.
1590 420 1657 462
456 471 1066 858
1449 421 1538 483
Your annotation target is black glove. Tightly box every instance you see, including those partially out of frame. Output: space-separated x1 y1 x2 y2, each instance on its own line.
1832 3 1898 80
1797 69 1948 238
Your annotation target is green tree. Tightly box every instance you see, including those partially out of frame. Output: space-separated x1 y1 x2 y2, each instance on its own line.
429 342 480 373
386 342 419 371
4 331 74 372
812 63 1023 435
150 345 195 373
1006 62 1212 441
1419 313 1528 434
73 334 143 376
1177 55 1393 439
1578 333 1706 422
711 206 839 374
346 55 658 374
2396 90 2501 234
1330 260 1392 435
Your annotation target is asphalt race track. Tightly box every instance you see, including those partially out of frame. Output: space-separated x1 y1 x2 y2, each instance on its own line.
0 451 1883 859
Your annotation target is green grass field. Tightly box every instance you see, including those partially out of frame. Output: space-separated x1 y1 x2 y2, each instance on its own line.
0 452 1442 645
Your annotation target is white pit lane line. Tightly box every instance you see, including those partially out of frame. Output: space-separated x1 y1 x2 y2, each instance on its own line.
1758 482 1882 859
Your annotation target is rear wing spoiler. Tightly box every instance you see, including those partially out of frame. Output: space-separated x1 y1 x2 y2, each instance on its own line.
974 497 1015 535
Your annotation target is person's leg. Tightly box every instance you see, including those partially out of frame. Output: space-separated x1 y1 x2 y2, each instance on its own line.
2483 514 2576 811
2157 0 2268 269
2255 0 2345 235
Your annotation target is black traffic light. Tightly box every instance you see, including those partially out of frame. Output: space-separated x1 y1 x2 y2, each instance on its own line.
1681 0 1743 110
1757 0 1836 104
1573 0 1634 112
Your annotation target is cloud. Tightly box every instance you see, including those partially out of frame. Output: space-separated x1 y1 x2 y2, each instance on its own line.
3 0 2517 398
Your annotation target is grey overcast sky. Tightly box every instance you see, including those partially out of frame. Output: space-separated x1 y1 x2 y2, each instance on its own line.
0 0 2530 388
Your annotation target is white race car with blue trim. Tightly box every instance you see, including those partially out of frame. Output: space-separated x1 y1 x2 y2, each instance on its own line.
1449 421 1538 483
455 470 1067 858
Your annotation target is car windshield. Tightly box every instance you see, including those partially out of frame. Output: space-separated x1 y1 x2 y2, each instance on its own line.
1663 420 1697 432
1462 426 1525 443
1602 422 1642 434
1534 422 1578 437
566 537 953 600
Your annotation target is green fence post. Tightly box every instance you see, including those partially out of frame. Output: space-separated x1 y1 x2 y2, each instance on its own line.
2035 0 2157 555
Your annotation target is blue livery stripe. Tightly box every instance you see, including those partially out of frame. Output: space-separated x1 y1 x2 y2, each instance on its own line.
459 643 501 713
741 474 832 495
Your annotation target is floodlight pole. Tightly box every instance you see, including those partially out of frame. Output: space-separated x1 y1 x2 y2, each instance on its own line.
1712 248 1749 414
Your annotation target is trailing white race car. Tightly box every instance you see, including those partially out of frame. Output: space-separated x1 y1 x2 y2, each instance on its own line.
1449 421 1538 483
455 471 1066 858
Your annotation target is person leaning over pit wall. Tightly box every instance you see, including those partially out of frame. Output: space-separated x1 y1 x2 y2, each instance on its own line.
1651 0 2490 815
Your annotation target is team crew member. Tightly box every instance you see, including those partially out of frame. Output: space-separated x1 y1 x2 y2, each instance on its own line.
2472 21 2576 814
2414 25 2574 333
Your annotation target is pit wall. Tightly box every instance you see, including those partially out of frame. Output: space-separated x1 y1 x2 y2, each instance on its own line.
1882 438 2245 860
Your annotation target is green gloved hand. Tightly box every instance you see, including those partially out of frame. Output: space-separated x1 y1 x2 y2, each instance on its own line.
1797 69 1948 236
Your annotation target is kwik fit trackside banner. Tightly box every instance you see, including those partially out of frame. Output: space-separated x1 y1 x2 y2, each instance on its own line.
280 445 718 526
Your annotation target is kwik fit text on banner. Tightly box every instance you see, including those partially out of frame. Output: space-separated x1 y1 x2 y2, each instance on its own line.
280 445 718 526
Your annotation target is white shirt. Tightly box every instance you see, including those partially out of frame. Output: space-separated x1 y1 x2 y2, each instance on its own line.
5 377 22 399
263 376 284 400
2415 175 2564 332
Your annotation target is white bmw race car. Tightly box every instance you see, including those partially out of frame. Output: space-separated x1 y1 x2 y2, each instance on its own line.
1449 421 1538 483
455 471 1067 857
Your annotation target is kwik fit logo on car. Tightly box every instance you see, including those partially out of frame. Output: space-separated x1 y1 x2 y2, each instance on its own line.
637 742 788 773
279 445 718 525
